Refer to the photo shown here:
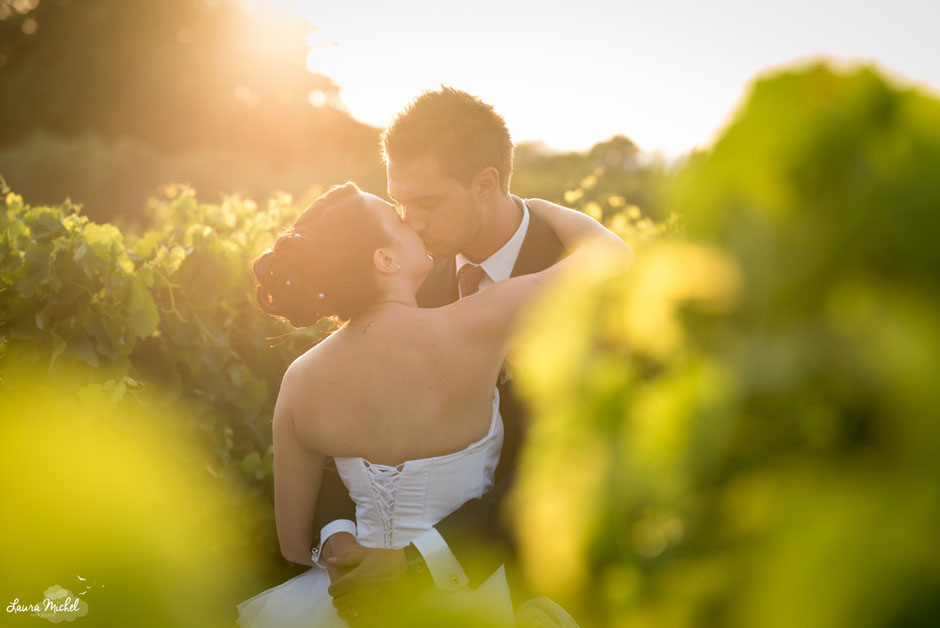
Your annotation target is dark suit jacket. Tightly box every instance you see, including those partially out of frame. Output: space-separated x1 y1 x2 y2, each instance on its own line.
311 201 565 587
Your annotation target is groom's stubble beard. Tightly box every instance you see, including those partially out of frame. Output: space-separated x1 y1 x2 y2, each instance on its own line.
428 194 485 260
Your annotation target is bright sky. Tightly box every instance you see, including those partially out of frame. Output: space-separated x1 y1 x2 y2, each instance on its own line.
249 0 940 156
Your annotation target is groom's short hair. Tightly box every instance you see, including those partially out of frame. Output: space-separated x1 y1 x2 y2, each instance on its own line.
382 87 513 193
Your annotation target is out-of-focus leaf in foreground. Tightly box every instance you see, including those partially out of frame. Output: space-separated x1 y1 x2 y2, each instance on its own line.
0 353 267 627
510 62 940 628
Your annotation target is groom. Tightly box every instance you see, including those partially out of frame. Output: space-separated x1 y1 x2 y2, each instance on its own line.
313 87 567 621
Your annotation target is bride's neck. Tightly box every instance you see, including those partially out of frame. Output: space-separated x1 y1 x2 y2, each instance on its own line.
351 290 418 324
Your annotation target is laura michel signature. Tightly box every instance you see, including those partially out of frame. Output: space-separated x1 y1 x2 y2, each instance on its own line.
6 595 81 614
5 576 101 619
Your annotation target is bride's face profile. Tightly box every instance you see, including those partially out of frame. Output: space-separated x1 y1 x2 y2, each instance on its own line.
362 193 434 284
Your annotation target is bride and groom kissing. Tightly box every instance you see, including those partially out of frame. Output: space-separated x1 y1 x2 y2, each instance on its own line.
237 87 630 627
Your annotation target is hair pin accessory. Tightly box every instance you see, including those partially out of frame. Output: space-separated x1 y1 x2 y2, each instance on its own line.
285 279 291 287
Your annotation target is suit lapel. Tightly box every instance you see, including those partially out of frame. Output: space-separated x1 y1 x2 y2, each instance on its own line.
510 204 565 278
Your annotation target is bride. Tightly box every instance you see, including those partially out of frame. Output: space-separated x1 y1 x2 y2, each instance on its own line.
236 181 627 627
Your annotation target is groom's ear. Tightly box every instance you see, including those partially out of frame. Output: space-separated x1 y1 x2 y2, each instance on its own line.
471 167 501 199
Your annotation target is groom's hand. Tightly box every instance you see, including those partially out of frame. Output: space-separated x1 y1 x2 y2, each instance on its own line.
327 547 408 624
321 531 359 584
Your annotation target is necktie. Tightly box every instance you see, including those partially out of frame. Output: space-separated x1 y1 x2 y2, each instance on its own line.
458 262 510 384
458 263 488 297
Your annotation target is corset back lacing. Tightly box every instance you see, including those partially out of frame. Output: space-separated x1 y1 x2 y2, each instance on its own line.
361 460 404 548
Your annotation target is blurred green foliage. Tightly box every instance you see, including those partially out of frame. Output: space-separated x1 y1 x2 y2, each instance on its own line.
0 132 373 233
0 353 268 627
511 62 940 627
0 177 341 602
513 135 672 225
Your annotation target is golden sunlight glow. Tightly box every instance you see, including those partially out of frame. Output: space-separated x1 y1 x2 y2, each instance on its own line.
236 0 940 155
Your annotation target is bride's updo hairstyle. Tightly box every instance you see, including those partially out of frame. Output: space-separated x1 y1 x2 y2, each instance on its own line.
252 182 391 327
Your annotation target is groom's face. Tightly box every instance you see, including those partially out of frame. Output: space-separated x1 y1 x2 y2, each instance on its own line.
386 155 483 258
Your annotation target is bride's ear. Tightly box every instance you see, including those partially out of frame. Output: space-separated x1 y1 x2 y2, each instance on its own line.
372 248 401 274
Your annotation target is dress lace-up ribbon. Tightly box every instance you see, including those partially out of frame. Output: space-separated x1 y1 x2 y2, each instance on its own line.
361 460 405 548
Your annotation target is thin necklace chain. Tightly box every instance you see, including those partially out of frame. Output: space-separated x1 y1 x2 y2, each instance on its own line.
341 299 413 336
342 320 375 336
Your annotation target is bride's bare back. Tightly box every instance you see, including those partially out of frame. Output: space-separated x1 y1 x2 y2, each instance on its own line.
286 302 504 466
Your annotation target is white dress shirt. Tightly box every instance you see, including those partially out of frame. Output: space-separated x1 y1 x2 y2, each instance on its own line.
455 197 530 295
316 197 531 589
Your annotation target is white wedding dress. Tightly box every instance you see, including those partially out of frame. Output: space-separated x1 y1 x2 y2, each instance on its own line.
235 388 517 627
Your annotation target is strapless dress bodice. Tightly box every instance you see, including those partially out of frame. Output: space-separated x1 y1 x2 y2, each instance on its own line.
333 388 503 549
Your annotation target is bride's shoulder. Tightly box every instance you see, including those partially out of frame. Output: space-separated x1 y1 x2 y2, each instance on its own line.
276 352 332 435
284 341 332 384
278 344 333 407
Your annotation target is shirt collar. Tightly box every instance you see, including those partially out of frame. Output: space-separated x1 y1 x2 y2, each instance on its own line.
455 197 530 283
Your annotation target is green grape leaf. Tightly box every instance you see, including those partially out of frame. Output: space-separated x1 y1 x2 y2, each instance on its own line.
126 276 160 341
49 331 68 370
240 451 262 477
84 223 123 262
129 230 164 260
23 206 64 240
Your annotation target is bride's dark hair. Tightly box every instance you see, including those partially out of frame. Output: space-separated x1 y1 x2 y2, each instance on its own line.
252 181 391 327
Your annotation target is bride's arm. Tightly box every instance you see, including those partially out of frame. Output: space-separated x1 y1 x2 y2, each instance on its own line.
524 197 628 252
447 199 631 349
272 364 325 567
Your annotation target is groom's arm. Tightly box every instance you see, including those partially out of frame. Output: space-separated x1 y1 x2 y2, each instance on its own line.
310 458 358 565
422 467 517 587
327 471 516 601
